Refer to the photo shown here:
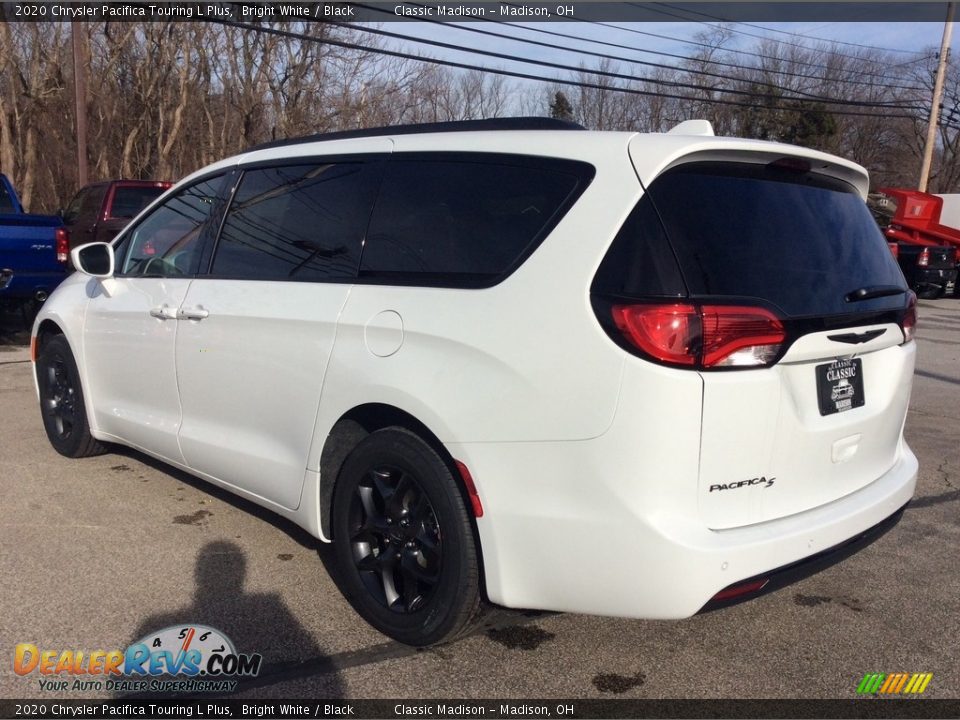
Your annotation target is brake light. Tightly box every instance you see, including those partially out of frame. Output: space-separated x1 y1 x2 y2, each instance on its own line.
55 228 69 264
917 248 930 267
901 291 917 344
611 303 785 369
611 304 699 366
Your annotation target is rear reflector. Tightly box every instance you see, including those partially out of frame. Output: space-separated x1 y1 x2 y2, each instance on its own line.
710 578 769 602
454 460 484 518
611 303 785 369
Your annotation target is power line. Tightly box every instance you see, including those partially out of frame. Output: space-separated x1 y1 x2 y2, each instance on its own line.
487 14 930 94
343 17 927 111
527 2 932 88
357 2 928 101
650 2 930 56
212 19 926 122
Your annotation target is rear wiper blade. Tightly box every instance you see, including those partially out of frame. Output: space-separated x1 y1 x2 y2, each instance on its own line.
844 285 906 303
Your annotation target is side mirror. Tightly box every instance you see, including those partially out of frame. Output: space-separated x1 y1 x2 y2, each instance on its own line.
71 242 114 278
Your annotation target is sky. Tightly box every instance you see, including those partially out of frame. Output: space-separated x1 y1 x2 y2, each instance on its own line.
372 19 955 72
350 14 953 118
352 1 960 106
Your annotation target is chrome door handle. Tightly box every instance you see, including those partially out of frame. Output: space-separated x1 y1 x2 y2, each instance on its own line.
149 304 177 320
178 307 209 321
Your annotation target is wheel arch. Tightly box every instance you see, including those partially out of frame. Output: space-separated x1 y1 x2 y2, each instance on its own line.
35 318 65 351
318 403 487 595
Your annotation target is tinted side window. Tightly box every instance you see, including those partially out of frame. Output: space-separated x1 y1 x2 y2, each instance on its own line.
361 155 593 286
79 185 107 223
118 175 225 278
62 188 88 224
211 162 379 282
591 194 686 298
109 186 168 219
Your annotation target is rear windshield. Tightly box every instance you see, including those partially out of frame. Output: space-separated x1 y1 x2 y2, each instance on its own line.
110 186 167 219
643 161 907 316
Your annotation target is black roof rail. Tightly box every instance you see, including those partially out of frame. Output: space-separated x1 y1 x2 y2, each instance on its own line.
245 117 586 152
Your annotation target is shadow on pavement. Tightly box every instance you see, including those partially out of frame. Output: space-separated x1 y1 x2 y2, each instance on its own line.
0 302 33 348
126 540 345 698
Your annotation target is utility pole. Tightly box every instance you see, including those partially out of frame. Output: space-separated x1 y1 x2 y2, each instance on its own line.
919 1 955 192
71 20 88 188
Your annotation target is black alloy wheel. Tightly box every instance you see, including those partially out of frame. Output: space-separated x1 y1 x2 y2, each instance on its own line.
36 334 105 458
332 427 481 646
43 355 78 441
349 465 443 614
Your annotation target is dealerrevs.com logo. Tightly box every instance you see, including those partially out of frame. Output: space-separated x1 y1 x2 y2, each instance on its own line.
14 625 262 693
857 673 934 696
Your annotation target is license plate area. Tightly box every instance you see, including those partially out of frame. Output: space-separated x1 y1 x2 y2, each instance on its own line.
816 358 864 416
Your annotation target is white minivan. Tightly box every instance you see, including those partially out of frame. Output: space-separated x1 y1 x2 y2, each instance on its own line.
33 118 918 645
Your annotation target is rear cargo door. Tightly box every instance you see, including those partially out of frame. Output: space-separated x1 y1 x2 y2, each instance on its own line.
635 155 915 529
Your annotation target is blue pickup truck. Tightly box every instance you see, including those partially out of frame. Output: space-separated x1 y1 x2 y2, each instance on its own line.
0 173 67 308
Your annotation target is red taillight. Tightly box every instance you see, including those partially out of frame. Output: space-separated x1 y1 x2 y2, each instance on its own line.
902 290 917 344
917 248 930 267
888 242 899 260
954 247 960 263
55 227 69 264
701 306 786 367
611 303 785 369
611 304 699 366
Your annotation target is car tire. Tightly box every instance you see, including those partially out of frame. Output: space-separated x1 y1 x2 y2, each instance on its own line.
36 334 106 458
332 427 481 646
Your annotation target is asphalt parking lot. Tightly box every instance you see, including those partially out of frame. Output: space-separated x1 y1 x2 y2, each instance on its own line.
1 299 958 701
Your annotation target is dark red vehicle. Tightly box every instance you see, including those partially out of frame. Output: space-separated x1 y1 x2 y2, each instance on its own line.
61 180 172 249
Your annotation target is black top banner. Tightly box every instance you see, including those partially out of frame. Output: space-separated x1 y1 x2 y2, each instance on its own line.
3 699 960 719
1 1 958 23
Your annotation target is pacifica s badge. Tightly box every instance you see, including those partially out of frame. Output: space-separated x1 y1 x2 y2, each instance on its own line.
709 476 776 492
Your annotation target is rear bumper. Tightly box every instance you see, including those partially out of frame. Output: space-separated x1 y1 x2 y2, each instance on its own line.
451 435 917 619
699 500 908 613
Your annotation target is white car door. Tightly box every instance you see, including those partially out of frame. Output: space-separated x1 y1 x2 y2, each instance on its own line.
83 175 228 463
175 158 385 509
